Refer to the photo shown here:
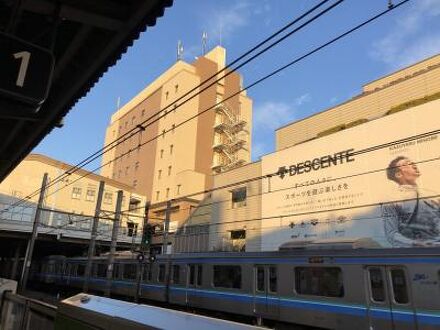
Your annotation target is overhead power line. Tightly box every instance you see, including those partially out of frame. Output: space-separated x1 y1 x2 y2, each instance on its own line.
0 0 341 215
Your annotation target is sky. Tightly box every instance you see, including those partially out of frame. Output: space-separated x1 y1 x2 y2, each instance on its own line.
34 0 440 171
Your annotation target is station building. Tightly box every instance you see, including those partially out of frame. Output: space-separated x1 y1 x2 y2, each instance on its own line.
0 154 146 241
101 46 253 252
181 53 440 252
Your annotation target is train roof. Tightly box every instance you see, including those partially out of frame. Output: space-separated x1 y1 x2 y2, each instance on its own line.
59 293 264 330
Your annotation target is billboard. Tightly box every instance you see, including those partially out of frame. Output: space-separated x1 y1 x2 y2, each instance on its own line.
261 99 440 250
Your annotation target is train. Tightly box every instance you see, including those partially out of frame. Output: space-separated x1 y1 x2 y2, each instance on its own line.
33 240 440 330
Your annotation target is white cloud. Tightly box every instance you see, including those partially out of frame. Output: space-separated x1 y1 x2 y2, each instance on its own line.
204 2 251 45
294 93 311 106
371 0 440 68
253 101 296 131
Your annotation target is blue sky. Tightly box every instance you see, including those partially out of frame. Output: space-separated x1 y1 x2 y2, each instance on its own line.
34 0 440 171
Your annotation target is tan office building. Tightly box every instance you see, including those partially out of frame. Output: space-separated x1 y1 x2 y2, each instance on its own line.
0 154 145 241
101 46 253 242
202 53 440 252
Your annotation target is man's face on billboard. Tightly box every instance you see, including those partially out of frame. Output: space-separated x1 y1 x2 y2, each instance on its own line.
395 158 420 186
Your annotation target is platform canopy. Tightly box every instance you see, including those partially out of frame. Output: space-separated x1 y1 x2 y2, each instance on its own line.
0 0 173 181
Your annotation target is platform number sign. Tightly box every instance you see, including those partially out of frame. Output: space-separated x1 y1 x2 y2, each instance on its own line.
0 32 54 107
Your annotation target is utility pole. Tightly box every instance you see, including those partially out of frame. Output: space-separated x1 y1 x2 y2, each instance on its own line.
162 200 172 254
105 190 123 297
19 173 48 293
83 181 105 292
140 201 151 253
134 201 151 303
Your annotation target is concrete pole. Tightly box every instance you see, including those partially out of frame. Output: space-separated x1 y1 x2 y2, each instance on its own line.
105 190 123 297
140 201 151 253
10 242 21 280
162 200 172 254
83 181 105 292
19 173 48 293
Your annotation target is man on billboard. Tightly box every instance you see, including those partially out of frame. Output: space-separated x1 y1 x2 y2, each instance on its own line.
383 156 440 247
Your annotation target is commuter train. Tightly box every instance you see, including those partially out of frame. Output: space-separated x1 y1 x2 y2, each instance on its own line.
34 241 440 330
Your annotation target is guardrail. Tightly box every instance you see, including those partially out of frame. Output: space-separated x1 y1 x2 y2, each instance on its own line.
0 291 57 330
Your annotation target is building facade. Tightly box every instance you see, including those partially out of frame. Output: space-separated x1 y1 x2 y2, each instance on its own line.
205 53 440 252
100 46 253 251
0 154 146 244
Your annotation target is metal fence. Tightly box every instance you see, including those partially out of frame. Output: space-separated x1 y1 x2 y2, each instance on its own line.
0 291 56 330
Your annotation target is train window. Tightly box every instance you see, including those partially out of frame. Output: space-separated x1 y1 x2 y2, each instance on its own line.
269 266 277 293
256 267 265 292
369 268 385 302
77 264 86 277
213 265 241 289
197 265 203 286
295 267 344 297
123 264 137 280
158 264 166 283
189 265 195 285
144 264 152 282
96 264 107 278
390 269 409 304
172 265 180 284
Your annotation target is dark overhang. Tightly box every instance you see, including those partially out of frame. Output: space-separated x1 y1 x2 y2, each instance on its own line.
0 0 173 181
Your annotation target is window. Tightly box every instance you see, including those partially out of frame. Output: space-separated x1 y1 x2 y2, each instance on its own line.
118 170 122 178
231 230 245 240
257 267 264 292
189 264 202 286
125 121 128 128
141 109 145 117
72 187 82 199
172 265 180 284
96 264 106 278
160 149 164 158
104 192 113 204
156 191 160 201
158 170 162 179
390 269 409 304
127 222 138 237
168 166 172 176
77 264 86 277
176 184 181 195
123 264 137 280
132 116 136 125
295 267 344 297
197 265 203 286
213 265 241 289
165 91 169 100
144 264 152 282
158 264 166 283
135 161 139 171
86 189 96 202
166 188 170 198
125 166 129 175
172 124 175 133
269 266 277 293
369 268 385 302
133 180 137 188
175 84 179 93
129 199 140 213
170 144 174 155
231 187 246 208
162 129 165 138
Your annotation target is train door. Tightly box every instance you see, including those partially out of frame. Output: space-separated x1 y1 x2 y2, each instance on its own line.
253 265 279 320
186 264 202 307
365 266 417 330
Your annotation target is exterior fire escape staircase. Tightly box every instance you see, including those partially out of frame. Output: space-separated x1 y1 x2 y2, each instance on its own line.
212 102 247 173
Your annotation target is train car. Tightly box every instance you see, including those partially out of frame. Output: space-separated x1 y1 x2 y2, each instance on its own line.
37 242 440 330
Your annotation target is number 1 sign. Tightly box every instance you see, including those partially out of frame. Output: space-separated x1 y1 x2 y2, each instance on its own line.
0 32 54 107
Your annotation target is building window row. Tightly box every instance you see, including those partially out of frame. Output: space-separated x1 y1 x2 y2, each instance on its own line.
155 185 182 201
160 145 174 159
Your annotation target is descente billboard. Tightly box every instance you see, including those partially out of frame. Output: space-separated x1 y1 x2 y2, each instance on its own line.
261 99 440 250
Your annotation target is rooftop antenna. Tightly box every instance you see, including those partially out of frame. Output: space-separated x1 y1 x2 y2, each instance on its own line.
116 96 121 110
177 40 184 61
202 32 208 55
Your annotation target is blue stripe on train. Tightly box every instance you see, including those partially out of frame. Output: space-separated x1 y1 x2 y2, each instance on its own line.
168 287 440 325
